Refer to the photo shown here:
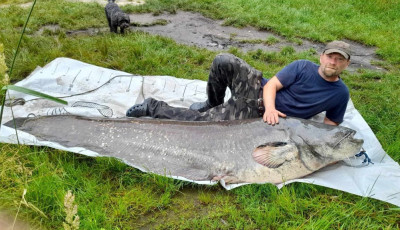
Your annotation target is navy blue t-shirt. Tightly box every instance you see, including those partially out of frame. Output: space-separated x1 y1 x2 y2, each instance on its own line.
261 60 349 123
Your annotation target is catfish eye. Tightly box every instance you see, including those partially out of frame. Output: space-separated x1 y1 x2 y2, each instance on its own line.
256 142 287 148
272 142 287 147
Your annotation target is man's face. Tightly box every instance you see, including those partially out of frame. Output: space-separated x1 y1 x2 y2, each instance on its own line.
319 53 350 80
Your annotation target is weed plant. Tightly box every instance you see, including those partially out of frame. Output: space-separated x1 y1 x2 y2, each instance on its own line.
0 0 399 229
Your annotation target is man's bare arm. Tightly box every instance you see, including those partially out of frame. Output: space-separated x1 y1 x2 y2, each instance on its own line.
262 76 286 125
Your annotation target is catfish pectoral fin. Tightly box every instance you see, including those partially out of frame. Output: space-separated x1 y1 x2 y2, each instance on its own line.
252 142 298 168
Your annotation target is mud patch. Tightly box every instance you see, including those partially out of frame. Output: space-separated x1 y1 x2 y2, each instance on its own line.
66 27 109 36
35 24 109 36
35 24 61 36
2 1 383 72
33 9 383 72
128 11 383 72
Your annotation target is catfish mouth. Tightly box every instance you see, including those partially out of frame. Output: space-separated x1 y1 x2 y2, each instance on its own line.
333 130 363 149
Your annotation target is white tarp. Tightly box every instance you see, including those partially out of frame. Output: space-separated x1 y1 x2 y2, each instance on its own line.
1 57 399 207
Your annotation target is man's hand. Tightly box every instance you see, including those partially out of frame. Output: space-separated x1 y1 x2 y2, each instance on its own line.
263 108 286 125
262 76 285 125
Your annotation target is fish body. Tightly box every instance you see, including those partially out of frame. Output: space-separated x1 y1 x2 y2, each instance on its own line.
9 115 363 184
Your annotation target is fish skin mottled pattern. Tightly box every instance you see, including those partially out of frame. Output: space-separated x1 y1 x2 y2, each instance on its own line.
9 115 363 184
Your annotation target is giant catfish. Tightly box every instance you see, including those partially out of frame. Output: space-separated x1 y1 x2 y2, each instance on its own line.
7 115 363 184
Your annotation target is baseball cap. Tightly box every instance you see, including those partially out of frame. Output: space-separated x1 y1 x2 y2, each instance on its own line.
323 40 351 60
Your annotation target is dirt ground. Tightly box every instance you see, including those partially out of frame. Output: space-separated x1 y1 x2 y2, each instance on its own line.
3 0 384 73
126 11 383 72
65 8 384 72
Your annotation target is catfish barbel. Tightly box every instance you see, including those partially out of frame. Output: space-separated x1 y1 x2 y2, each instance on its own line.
7 115 363 184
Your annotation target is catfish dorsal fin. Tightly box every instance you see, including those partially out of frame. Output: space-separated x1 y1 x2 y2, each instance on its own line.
252 142 298 168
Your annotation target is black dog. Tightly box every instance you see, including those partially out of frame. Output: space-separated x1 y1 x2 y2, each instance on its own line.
105 0 130 34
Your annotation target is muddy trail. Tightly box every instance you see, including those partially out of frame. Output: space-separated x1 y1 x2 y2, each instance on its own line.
41 10 383 72
127 11 383 72
4 1 384 72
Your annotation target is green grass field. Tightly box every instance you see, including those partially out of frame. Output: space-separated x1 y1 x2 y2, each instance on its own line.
0 0 399 229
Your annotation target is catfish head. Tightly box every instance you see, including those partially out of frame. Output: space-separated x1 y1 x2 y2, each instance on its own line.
289 118 363 171
252 117 364 172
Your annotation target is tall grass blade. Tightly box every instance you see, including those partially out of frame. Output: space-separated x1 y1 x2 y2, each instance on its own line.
2 85 68 105
8 0 37 78
0 85 68 135
6 91 20 144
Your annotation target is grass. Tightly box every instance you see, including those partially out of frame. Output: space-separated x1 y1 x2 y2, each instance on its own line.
0 0 399 229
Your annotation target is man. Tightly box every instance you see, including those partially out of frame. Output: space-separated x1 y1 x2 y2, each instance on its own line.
126 40 351 126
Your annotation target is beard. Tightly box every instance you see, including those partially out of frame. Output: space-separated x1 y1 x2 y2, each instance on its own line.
321 65 341 78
